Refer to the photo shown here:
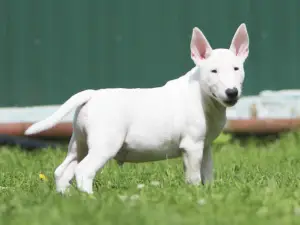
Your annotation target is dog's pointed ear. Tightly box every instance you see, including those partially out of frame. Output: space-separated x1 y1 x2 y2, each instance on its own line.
230 23 249 61
190 27 212 65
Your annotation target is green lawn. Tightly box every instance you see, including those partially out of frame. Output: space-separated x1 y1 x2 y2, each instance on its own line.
1 133 300 225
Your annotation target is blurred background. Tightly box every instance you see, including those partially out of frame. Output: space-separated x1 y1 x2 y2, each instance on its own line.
1 0 299 106
0 0 300 147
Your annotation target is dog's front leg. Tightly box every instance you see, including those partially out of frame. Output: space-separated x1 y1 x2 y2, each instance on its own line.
182 141 204 185
201 145 213 184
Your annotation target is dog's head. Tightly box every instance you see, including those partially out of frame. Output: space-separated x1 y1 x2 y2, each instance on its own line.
190 23 249 107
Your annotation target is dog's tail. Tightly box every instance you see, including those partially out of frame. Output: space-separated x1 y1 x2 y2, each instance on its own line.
24 89 95 135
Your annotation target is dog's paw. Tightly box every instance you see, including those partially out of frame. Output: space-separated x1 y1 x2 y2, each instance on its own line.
56 185 77 197
78 192 97 200
185 175 202 186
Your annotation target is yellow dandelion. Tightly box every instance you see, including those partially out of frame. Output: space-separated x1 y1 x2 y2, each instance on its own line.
39 173 48 181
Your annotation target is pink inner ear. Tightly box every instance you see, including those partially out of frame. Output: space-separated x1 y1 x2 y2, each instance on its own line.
191 51 205 60
236 46 248 56
231 24 249 58
191 28 212 63
199 52 205 59
192 51 205 59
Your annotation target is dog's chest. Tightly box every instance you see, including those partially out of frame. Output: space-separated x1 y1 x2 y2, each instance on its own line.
205 113 226 144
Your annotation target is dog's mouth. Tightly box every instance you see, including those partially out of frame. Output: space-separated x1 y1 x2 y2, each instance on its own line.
223 99 238 107
211 92 238 107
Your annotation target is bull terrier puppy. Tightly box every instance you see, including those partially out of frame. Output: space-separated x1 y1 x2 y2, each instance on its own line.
25 23 249 194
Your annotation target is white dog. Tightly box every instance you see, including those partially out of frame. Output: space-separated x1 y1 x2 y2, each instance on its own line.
25 23 249 194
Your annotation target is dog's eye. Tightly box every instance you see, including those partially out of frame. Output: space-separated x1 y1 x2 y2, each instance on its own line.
234 67 239 71
211 69 217 73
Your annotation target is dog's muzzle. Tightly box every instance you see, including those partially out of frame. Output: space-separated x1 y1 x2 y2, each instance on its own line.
224 87 239 106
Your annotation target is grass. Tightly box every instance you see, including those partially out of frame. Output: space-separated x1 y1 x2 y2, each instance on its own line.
1 132 300 225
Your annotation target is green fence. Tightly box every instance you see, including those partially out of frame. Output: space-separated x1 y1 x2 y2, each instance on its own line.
0 0 300 106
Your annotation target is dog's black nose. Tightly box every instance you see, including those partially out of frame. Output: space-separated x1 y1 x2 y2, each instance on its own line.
225 87 238 99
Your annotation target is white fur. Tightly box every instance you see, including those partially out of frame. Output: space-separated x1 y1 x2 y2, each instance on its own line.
25 23 249 194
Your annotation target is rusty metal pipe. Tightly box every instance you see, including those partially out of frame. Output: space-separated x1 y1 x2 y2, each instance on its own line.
0 119 299 138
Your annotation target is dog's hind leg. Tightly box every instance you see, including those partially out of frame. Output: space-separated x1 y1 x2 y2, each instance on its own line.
75 130 125 194
54 134 87 193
